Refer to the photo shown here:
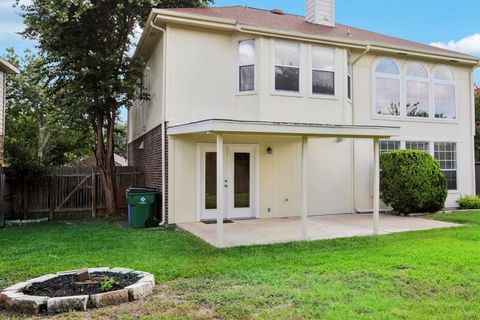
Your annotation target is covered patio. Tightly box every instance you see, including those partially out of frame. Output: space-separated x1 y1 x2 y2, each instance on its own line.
168 119 402 247
178 213 462 248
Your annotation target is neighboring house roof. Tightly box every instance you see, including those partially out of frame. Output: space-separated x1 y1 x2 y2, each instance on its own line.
0 56 20 74
75 154 128 167
476 87 480 96
137 6 479 64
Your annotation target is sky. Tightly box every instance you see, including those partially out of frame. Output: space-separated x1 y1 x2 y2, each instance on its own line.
1 0 479 88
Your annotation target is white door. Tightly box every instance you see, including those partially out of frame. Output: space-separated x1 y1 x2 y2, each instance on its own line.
198 144 257 221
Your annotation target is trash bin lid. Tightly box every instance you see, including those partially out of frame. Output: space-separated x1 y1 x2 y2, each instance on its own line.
126 186 160 194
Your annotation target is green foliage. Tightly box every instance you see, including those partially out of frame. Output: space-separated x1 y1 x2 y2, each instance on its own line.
4 48 93 178
380 150 448 213
457 195 480 210
100 277 117 292
114 121 127 159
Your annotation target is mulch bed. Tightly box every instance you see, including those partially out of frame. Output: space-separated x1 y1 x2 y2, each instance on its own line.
23 272 140 297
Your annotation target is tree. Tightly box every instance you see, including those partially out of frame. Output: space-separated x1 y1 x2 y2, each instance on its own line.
4 48 93 175
114 121 128 159
19 0 213 216
4 48 93 218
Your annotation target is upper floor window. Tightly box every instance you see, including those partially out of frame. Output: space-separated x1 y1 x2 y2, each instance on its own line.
274 41 300 92
311 46 335 95
347 52 352 100
374 58 400 116
405 62 429 118
238 40 255 92
433 66 456 119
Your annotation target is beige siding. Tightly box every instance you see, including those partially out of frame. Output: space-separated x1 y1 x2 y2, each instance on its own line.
128 36 165 142
168 134 358 224
132 23 476 221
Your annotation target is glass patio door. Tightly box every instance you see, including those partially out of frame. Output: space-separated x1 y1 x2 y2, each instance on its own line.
199 144 257 221
226 146 257 219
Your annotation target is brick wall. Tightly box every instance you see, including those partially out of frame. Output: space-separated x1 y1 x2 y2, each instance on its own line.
128 124 169 223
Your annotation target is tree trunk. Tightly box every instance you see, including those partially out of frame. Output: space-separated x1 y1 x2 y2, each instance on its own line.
93 107 117 216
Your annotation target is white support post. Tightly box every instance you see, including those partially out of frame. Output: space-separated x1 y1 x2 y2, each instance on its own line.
373 138 380 235
216 133 225 247
301 135 308 240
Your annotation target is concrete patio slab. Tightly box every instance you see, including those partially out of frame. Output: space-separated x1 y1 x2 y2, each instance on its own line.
178 213 462 248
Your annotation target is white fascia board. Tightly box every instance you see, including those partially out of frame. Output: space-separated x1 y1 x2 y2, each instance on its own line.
168 119 400 139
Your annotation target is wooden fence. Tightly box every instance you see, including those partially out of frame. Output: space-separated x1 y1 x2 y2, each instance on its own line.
1 167 144 221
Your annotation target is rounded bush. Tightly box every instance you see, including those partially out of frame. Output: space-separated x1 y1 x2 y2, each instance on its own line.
380 150 447 213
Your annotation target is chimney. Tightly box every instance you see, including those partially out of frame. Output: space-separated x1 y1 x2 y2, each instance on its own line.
306 0 335 27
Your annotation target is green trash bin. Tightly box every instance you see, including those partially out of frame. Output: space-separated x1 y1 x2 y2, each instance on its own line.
126 187 159 229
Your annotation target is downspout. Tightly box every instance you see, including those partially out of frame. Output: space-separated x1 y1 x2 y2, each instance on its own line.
150 20 167 227
350 45 375 214
470 62 480 194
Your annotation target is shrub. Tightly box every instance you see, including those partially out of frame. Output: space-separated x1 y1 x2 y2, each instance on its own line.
457 195 480 209
380 150 447 213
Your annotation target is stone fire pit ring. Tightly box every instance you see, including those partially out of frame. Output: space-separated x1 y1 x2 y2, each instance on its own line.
0 268 155 314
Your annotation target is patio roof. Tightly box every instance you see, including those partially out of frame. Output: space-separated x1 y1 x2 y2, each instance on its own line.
169 119 399 247
168 119 400 138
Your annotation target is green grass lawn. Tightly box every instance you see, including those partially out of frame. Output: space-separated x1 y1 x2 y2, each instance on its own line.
1 211 480 319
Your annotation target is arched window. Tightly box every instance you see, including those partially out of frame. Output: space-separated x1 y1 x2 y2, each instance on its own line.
375 58 400 116
433 66 456 119
405 62 429 118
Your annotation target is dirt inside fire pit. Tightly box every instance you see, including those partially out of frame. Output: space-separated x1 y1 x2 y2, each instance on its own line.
23 272 140 297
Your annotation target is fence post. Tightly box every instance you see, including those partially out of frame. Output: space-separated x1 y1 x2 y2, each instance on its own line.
92 169 97 218
49 175 55 220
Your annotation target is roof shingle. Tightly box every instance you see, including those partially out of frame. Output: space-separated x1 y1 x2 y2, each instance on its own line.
164 6 477 61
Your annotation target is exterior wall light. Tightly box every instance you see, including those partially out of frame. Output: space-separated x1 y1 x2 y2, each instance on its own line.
267 147 273 155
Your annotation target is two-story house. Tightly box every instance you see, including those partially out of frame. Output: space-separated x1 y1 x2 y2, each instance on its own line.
129 0 480 245
0 57 20 165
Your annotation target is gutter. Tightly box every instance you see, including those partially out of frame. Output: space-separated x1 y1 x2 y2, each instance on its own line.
470 62 480 194
148 20 167 227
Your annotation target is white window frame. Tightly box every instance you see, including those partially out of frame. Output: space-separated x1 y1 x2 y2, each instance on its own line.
272 40 303 96
433 65 457 120
434 141 458 191
237 39 257 95
373 57 402 118
309 45 336 98
347 51 352 102
404 62 430 118
372 60 459 123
